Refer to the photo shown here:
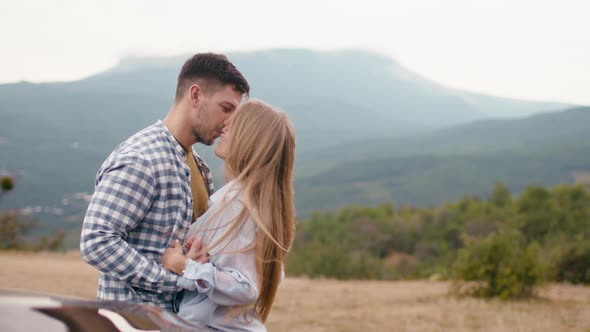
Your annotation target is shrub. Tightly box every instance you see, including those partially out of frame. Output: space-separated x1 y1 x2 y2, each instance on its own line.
553 238 590 284
0 211 37 250
286 242 387 280
452 230 544 299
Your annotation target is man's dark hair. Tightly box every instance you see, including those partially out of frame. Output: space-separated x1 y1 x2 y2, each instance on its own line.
175 53 250 101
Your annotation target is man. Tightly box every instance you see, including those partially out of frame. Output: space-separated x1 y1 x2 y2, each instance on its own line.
80 53 250 311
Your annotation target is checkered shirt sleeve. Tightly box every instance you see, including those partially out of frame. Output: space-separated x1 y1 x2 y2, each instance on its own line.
80 151 179 293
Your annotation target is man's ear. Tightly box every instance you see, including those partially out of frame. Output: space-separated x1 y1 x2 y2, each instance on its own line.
189 84 201 107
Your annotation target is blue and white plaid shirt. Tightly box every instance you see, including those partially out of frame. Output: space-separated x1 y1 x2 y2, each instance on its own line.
80 120 214 311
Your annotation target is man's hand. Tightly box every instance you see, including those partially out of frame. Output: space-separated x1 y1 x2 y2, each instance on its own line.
162 240 186 275
185 235 209 263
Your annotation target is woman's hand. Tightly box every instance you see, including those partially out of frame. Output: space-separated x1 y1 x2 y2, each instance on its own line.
162 240 186 275
185 235 209 264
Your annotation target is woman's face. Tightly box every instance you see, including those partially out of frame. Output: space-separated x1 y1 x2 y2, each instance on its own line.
214 115 233 160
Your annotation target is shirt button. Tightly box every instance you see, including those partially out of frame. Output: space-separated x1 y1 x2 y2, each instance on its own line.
185 171 190 176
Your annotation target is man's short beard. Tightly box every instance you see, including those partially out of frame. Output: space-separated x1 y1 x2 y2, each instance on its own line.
195 131 214 146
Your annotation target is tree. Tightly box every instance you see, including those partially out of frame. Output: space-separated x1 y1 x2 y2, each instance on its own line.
515 186 556 242
0 175 64 251
489 182 511 208
1 176 14 196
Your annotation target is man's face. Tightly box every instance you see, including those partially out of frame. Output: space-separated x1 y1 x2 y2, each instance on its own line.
192 84 242 146
214 112 235 160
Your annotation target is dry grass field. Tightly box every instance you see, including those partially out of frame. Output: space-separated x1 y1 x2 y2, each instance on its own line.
1 251 589 332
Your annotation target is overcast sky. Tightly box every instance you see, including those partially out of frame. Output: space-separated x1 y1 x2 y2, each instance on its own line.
1 0 588 105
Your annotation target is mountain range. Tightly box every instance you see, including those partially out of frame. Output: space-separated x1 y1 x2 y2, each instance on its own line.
0 49 587 244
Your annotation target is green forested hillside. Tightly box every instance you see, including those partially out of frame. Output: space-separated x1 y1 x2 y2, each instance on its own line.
296 141 590 214
298 106 590 166
293 106 590 214
288 182 590 288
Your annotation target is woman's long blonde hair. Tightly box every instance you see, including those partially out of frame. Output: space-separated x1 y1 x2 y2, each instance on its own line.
205 99 295 322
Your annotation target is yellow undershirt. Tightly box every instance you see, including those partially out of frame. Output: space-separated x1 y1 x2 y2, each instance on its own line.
185 149 209 222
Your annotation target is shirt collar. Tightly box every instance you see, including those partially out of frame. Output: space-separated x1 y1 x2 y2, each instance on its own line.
155 120 187 159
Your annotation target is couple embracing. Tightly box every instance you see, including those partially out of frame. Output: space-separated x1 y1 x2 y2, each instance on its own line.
80 53 295 332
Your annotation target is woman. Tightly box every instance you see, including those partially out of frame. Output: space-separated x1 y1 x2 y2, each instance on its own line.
162 99 295 331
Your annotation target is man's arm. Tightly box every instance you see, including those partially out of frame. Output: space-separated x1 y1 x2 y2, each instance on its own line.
80 151 179 293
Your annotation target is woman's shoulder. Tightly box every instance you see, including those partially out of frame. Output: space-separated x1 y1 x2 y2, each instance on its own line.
194 180 246 227
211 180 243 202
